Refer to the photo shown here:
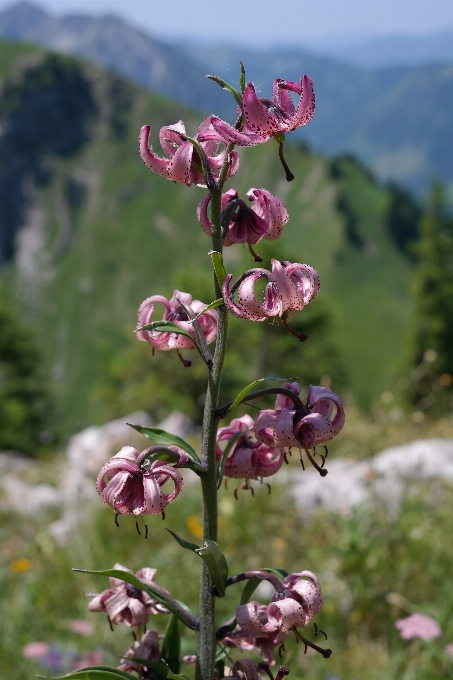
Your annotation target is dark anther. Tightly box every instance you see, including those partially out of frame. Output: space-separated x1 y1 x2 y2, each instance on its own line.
151 347 155 356
132 630 137 641
265 482 271 495
161 510 166 520
278 642 285 658
305 448 328 477
317 453 326 468
145 524 149 540
275 666 290 680
282 317 308 342
318 628 328 640
299 452 305 471
293 629 332 658
234 488 239 500
224 478 228 490
278 142 294 182
323 445 329 458
313 622 318 636
248 243 263 262
250 485 255 497
283 452 289 465
114 513 120 528
108 616 114 632
176 349 191 368
135 521 141 536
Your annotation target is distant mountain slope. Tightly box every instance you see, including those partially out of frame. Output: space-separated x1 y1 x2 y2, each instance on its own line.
0 3 452 196
0 42 417 435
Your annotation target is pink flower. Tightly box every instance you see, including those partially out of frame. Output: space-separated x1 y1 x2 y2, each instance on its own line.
226 571 323 665
395 613 442 641
22 642 50 659
68 620 94 636
119 630 161 673
197 188 288 246
96 446 184 515
255 383 345 452
139 119 240 187
199 76 315 147
136 289 217 351
88 563 161 627
222 260 320 324
216 414 284 481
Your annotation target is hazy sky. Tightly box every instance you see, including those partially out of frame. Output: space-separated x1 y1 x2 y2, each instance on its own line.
1 0 453 47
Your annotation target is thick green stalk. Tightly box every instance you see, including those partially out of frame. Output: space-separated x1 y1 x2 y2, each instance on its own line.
195 184 228 680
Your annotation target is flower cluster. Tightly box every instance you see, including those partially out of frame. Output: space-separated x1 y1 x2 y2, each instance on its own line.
255 382 345 452
224 571 325 665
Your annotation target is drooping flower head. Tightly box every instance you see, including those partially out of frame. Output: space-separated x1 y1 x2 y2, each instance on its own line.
197 188 288 258
136 289 217 351
200 76 315 148
216 414 284 482
255 382 345 474
96 446 185 516
88 563 161 627
223 260 320 339
226 571 326 665
139 119 240 187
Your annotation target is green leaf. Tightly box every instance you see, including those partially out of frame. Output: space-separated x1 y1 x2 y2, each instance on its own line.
162 615 181 674
189 297 224 322
73 569 196 629
135 320 204 359
127 424 200 463
217 430 245 489
239 61 246 94
209 251 227 288
141 449 205 475
225 376 295 416
196 540 228 597
161 660 190 680
240 577 262 605
166 528 200 552
206 75 244 115
122 659 167 677
37 669 137 680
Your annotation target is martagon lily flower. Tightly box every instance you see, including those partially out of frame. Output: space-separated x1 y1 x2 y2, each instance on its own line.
96 446 186 516
88 563 162 627
139 119 240 187
119 630 161 673
197 187 288 252
222 259 320 339
200 76 315 147
136 289 218 351
226 571 327 664
254 382 345 474
216 414 285 483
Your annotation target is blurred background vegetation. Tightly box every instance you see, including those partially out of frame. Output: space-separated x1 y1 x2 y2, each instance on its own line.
1 3 453 679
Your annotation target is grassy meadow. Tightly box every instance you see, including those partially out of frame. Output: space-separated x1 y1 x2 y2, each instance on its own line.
3 407 453 680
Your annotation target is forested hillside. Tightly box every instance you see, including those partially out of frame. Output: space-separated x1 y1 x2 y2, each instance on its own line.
0 42 419 442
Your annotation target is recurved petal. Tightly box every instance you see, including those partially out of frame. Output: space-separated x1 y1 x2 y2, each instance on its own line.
284 263 320 304
307 385 345 437
237 272 273 320
236 602 276 633
197 193 213 237
206 116 263 147
291 75 316 129
139 126 169 178
272 78 296 116
287 571 323 619
275 381 301 410
271 260 305 312
159 121 186 156
254 409 278 446
267 598 308 631
166 141 193 184
247 189 289 241
253 444 284 478
243 82 281 138
273 408 299 447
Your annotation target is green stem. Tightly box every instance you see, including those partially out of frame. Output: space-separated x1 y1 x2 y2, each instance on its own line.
195 179 229 680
